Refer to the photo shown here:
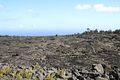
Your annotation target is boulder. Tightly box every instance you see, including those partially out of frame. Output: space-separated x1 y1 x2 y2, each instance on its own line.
94 64 104 74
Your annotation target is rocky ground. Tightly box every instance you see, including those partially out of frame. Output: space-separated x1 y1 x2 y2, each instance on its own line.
0 29 120 80
0 63 119 80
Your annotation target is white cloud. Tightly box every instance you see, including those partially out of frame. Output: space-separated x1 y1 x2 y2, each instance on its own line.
93 4 120 12
75 4 120 12
27 9 33 12
0 4 4 10
75 4 91 10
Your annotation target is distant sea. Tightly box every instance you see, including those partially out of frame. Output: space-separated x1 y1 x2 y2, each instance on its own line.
0 29 86 36
0 27 118 36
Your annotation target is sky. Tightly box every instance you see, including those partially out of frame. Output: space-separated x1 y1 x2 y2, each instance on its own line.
0 0 120 36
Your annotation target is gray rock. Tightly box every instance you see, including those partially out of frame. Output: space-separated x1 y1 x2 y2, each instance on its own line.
96 77 109 80
94 64 104 74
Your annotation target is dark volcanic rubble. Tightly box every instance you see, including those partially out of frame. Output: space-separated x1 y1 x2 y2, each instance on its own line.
0 29 120 79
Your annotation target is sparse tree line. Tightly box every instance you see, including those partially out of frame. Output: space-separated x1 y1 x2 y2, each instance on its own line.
65 28 120 38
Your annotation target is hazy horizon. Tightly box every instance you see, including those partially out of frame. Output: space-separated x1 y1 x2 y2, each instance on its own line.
0 0 120 36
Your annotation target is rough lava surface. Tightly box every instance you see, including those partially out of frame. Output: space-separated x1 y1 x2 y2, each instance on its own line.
0 30 120 69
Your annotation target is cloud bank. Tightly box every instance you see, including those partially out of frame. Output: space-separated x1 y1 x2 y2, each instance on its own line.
75 4 91 10
94 4 120 12
75 4 120 12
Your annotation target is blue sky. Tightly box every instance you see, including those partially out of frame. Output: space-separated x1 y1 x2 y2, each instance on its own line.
0 0 120 36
